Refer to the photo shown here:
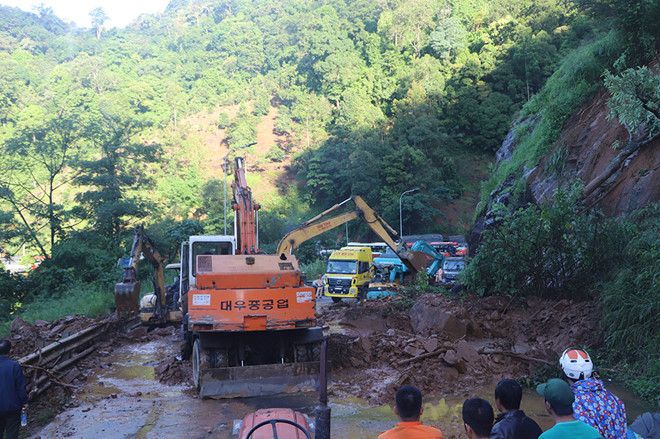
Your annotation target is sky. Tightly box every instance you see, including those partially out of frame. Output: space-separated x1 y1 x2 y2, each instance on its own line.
0 0 172 28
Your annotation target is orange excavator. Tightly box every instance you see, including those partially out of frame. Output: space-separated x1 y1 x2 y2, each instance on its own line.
180 156 323 398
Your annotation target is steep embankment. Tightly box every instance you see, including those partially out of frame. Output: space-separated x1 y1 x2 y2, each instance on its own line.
471 83 660 251
527 88 660 216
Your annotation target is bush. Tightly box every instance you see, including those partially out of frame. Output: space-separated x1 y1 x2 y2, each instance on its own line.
0 268 30 322
217 112 230 129
600 203 660 359
266 145 285 162
463 184 623 298
627 358 660 409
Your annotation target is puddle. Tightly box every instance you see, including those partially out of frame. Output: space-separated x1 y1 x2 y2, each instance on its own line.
31 335 655 439
82 340 186 399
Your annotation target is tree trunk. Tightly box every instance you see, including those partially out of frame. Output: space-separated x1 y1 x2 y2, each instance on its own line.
581 131 657 200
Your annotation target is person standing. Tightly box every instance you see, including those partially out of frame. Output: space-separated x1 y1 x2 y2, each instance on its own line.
491 379 543 439
378 385 444 439
559 347 628 438
313 275 325 298
536 378 600 439
463 398 495 439
0 340 28 439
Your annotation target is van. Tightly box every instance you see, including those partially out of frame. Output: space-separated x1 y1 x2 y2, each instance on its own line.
324 247 373 302
441 257 465 284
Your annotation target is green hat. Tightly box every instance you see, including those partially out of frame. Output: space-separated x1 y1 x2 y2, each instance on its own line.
536 378 575 410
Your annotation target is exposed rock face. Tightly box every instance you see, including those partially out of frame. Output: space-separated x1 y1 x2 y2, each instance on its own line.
471 88 660 251
528 89 660 215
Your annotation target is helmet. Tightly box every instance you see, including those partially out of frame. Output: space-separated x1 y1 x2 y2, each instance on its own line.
560 348 593 380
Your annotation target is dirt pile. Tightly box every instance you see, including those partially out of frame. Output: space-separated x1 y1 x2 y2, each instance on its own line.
8 314 116 359
321 293 603 404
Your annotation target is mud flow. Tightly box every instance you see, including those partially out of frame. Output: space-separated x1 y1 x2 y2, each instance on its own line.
11 294 653 438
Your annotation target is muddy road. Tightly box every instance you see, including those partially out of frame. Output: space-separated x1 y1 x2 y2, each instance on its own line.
18 294 653 439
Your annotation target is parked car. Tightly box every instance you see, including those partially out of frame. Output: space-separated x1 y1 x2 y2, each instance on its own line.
441 257 465 283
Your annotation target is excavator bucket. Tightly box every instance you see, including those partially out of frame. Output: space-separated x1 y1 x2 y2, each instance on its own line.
200 362 322 399
114 281 141 318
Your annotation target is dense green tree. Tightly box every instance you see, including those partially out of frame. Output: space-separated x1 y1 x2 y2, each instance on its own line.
429 17 467 62
573 0 660 60
74 110 159 243
90 7 109 40
0 114 83 256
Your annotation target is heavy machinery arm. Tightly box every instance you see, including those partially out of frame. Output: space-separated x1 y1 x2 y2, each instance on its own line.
114 225 167 320
276 195 427 276
231 157 260 254
183 155 323 398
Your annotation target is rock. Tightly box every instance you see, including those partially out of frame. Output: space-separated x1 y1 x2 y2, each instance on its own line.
10 317 31 333
423 337 439 353
456 340 481 363
62 369 80 384
396 373 410 388
443 350 459 366
359 337 372 357
129 326 148 338
409 304 466 339
438 366 460 382
403 345 425 357
341 315 387 336
349 356 363 367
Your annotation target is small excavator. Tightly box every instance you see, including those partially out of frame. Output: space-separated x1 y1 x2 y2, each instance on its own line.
114 225 182 325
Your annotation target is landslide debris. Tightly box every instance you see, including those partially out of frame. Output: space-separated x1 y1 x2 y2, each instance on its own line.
7 292 603 422
321 293 602 404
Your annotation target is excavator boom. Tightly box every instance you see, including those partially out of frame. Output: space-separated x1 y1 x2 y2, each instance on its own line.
114 226 181 324
276 195 428 276
232 157 260 254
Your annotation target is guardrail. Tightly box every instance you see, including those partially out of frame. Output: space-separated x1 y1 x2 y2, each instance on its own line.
18 322 112 400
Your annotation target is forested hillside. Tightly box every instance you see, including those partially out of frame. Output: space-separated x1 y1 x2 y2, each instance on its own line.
1 0 597 255
1 0 659 406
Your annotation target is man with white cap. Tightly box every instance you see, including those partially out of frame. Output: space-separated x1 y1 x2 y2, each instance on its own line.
560 347 627 439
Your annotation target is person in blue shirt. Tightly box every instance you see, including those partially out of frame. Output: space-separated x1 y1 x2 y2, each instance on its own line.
0 340 28 439
536 378 600 439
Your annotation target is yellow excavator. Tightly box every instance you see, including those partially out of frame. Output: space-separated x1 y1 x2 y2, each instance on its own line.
276 195 428 278
114 225 182 325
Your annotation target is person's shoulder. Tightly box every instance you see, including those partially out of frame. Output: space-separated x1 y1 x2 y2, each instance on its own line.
418 423 444 438
0 356 19 365
554 420 600 438
577 420 601 433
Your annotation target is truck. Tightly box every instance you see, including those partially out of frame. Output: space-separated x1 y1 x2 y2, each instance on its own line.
323 246 373 302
